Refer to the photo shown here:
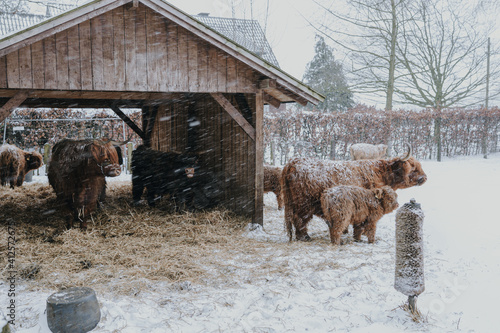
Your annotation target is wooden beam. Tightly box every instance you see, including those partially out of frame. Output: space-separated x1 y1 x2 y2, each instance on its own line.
0 90 29 123
254 90 264 226
258 78 277 90
0 90 182 101
211 93 255 141
109 104 145 140
263 92 281 109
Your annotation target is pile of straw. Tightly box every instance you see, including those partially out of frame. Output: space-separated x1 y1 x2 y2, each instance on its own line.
0 182 253 294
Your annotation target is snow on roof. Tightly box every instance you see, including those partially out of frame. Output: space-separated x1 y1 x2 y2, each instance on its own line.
0 2 74 37
193 14 280 68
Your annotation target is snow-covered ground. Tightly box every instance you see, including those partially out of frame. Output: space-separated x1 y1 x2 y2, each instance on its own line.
2 153 500 332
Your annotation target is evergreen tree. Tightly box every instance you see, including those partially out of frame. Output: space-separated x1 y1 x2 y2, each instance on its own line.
303 35 354 112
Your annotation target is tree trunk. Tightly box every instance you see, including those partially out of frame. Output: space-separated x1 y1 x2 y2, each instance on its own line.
434 115 442 162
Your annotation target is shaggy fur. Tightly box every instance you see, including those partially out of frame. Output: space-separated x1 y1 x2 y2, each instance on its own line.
282 151 426 241
321 185 399 245
0 144 43 188
350 143 388 160
264 165 284 210
48 139 122 229
132 145 223 210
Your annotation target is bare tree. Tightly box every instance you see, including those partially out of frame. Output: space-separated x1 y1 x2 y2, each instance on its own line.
395 0 496 160
312 0 410 112
395 0 491 109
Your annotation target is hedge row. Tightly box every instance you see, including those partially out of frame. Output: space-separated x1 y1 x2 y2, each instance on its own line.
264 105 500 163
3 108 142 148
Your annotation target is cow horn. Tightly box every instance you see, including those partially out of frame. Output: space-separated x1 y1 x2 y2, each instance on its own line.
110 139 130 146
400 143 411 161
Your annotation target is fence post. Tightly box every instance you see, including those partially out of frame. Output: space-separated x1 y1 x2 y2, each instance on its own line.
127 142 133 173
43 143 51 175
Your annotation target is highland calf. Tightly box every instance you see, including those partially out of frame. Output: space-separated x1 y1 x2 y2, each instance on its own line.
0 144 43 188
282 145 426 241
48 139 123 229
350 143 387 160
264 165 284 210
321 185 399 245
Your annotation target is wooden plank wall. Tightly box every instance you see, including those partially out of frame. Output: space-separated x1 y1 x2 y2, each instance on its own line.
0 4 257 94
150 93 255 218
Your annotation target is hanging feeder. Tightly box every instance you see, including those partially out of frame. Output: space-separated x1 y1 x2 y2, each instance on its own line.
394 198 425 313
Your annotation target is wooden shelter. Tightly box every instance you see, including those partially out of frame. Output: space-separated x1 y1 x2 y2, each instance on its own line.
0 0 323 224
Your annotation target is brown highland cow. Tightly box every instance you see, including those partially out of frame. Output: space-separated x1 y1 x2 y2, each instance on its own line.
0 144 43 188
264 165 284 210
48 139 123 229
282 145 426 241
321 185 399 245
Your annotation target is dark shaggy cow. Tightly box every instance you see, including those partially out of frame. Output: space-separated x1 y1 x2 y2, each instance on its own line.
132 145 222 210
282 146 426 241
0 144 43 188
264 165 284 210
48 139 123 229
321 185 399 245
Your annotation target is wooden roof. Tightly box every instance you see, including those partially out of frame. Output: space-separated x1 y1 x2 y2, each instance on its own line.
0 0 324 106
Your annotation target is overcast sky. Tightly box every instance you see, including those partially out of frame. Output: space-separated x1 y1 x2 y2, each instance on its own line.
166 0 322 81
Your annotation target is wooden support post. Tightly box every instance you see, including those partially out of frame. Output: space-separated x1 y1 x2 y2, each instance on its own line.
211 93 255 141
254 90 264 226
143 105 158 147
0 90 29 123
109 104 145 140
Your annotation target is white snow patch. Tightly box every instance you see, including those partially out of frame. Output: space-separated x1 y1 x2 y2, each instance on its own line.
2 153 500 332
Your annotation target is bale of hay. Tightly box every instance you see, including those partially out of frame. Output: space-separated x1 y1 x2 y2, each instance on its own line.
394 198 425 297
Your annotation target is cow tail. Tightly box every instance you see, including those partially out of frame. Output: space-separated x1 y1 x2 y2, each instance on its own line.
281 164 294 242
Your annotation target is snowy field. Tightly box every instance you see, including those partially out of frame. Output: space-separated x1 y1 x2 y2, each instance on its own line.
2 153 500 332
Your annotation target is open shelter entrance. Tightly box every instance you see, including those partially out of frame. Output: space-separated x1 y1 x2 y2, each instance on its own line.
0 0 323 225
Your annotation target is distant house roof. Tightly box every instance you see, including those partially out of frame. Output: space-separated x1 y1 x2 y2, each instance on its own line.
193 14 280 68
0 2 74 36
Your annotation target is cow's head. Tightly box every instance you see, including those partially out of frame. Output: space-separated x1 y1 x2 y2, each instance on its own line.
90 142 122 177
374 186 399 213
387 145 427 189
25 151 43 171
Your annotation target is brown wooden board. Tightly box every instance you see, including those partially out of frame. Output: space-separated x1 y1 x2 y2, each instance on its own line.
177 27 189 91
157 16 169 91
187 34 198 91
101 11 115 90
55 31 69 89
113 7 126 91
79 21 92 90
217 50 227 93
146 8 159 91
6 51 20 89
167 22 178 90
91 15 104 90
197 42 208 91
226 56 236 93
67 25 81 90
18 45 33 89
0 56 7 88
207 46 217 92
124 7 137 91
135 5 148 91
